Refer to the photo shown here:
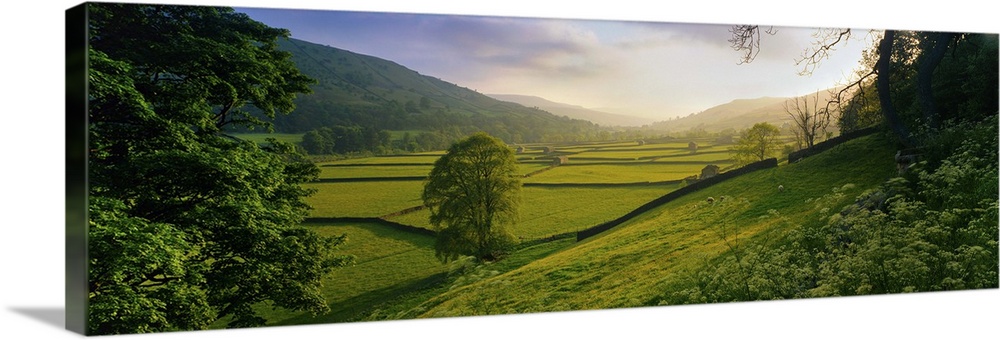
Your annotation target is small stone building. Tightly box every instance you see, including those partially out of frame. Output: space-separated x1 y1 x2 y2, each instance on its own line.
516 146 525 154
688 141 698 152
543 146 555 154
554 156 569 165
700 164 720 179
637 140 646 146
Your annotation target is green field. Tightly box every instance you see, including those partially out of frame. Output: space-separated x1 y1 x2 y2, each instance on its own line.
243 131 989 329
524 163 709 183
386 185 679 239
570 148 691 159
303 181 425 217
231 132 304 145
324 155 441 165
282 133 874 323
311 160 550 182
258 221 448 325
318 165 434 179
406 134 899 317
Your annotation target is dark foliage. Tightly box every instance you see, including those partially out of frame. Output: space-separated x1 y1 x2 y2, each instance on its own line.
86 3 352 334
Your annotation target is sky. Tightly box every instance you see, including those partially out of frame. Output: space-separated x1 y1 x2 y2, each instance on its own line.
236 6 872 120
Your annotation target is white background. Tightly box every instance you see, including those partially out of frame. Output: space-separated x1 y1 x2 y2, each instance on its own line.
2 1 997 339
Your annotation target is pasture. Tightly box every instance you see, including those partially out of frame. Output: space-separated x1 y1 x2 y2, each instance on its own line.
407 134 898 317
303 181 425 217
386 185 680 239
523 163 707 183
277 135 766 324
258 220 449 325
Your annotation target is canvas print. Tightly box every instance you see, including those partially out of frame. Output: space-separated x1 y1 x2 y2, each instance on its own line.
67 1 999 336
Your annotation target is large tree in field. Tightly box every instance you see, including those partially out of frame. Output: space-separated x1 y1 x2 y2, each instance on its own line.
731 122 782 166
422 132 521 263
86 3 351 334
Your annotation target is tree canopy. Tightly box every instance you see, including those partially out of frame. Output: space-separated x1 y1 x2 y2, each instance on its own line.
730 122 782 166
730 26 998 147
422 132 522 262
86 3 351 334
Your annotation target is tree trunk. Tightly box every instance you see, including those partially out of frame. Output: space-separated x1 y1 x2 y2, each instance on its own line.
916 32 955 130
876 30 916 147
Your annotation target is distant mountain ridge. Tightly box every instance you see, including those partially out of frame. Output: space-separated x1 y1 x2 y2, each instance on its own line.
488 94 656 127
266 37 599 142
648 89 841 132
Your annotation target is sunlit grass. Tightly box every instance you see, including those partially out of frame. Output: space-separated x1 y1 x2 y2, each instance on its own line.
387 185 679 239
303 181 424 217
230 132 303 145
648 150 734 163
318 165 433 179
524 163 709 183
326 155 441 165
256 221 448 325
409 134 897 317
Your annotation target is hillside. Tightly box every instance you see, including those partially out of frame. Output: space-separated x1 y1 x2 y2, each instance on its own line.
266 38 600 142
393 133 898 316
488 94 656 127
649 89 841 133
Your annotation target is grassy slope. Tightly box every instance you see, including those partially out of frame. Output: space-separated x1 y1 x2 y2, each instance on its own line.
259 221 449 326
407 133 896 317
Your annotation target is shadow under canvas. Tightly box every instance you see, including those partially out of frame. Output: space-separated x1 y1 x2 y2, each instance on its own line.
9 307 65 330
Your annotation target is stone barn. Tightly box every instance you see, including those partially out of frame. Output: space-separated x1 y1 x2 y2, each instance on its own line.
700 164 719 179
637 140 645 146
688 141 698 152
543 146 555 154
516 146 525 154
554 156 569 166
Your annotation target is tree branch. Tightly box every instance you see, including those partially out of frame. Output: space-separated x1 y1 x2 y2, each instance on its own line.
796 29 852 76
729 25 777 64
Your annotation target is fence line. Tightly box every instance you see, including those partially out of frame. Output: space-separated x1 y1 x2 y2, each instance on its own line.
787 127 879 164
523 180 683 188
320 163 432 167
312 176 426 183
576 158 779 241
303 217 437 237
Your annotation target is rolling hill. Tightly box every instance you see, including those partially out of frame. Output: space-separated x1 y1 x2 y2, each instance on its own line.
265 38 601 142
488 94 656 127
649 89 842 133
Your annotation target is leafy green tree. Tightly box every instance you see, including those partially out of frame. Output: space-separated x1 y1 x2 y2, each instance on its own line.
86 3 351 334
301 128 334 154
730 122 782 166
732 27 997 147
422 132 521 262
405 99 420 113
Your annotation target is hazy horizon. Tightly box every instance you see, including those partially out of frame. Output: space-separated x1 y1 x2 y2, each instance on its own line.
236 7 869 120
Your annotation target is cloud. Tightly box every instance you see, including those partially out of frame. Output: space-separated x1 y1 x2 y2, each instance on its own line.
407 16 618 79
237 7 870 119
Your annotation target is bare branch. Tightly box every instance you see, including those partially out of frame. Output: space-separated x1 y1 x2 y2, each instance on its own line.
784 91 831 149
796 28 852 76
729 25 777 64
